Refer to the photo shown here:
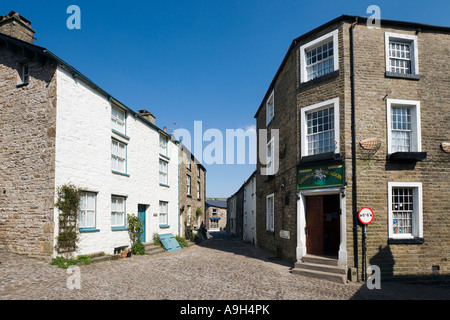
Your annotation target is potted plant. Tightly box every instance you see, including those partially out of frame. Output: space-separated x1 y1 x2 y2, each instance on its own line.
121 250 128 258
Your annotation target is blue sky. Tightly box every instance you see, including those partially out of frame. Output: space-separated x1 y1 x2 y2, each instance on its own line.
3 0 449 197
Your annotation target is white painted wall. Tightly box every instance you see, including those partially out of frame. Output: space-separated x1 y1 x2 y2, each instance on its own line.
243 175 256 245
54 66 179 256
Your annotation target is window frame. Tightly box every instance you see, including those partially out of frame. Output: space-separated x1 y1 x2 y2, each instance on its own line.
300 29 339 83
385 32 419 76
111 105 127 135
386 99 421 155
159 159 169 186
266 193 274 232
186 174 191 196
388 182 423 240
111 195 127 230
266 137 275 176
266 90 275 126
78 191 98 232
111 138 128 175
300 97 340 158
159 134 169 157
197 181 201 200
159 201 169 227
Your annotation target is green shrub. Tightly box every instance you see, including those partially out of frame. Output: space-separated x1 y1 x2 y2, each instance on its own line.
175 235 188 248
153 233 162 246
50 255 90 269
132 242 146 255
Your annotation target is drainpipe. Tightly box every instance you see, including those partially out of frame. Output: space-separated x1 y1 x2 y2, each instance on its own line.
350 18 359 281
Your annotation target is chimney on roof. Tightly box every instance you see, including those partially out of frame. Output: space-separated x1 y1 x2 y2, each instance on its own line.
138 109 156 124
0 11 35 44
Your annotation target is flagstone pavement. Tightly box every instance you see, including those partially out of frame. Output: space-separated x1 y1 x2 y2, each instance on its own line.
1 231 449 301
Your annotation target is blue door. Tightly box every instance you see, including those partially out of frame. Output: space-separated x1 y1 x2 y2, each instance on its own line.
138 204 147 243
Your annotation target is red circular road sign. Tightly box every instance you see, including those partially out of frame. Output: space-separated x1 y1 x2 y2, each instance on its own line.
358 207 374 225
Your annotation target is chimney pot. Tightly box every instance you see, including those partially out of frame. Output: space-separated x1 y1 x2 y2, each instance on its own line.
138 109 156 124
0 11 36 44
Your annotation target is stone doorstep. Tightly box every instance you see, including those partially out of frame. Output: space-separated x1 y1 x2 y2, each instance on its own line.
291 255 347 284
142 242 166 256
292 267 347 285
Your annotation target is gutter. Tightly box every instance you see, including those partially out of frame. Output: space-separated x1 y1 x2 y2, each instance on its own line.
350 18 359 281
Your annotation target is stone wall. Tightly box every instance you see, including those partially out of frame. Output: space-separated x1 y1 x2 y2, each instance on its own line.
255 17 450 278
179 146 206 238
0 43 57 260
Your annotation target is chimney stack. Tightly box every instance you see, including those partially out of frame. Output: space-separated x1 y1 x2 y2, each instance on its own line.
138 109 156 124
0 11 35 44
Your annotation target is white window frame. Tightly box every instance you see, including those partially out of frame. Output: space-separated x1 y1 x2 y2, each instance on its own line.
186 175 191 196
266 137 275 175
79 191 96 229
159 159 168 185
300 29 339 83
385 32 419 75
111 196 126 228
386 99 421 155
111 139 127 174
18 62 29 85
266 90 274 126
197 181 201 199
388 182 423 240
159 201 168 225
111 105 126 134
301 97 340 157
159 134 168 157
266 193 274 232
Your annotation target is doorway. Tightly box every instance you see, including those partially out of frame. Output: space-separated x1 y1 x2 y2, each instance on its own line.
138 204 147 243
305 194 340 257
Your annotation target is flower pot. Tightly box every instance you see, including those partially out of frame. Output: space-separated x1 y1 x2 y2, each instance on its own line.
126 251 131 258
121 252 127 258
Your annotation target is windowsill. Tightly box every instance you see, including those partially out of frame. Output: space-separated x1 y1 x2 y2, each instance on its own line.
159 224 170 229
16 82 29 88
112 170 130 177
111 226 128 231
298 70 339 90
300 152 341 164
187 194 192 198
266 230 275 235
388 237 424 245
112 129 130 141
159 183 170 188
79 228 100 233
159 153 170 160
385 71 420 81
387 152 427 162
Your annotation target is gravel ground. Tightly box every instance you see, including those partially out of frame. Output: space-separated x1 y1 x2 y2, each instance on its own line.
1 231 449 301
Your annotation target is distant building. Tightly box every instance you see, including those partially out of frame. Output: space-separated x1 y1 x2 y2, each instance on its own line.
205 199 227 231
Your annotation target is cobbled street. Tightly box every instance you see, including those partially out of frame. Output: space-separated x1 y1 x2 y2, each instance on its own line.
0 232 449 300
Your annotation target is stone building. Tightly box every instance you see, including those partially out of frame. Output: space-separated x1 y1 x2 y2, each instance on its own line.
254 14 450 281
227 186 243 238
227 170 257 244
179 144 206 239
205 199 227 231
0 11 180 259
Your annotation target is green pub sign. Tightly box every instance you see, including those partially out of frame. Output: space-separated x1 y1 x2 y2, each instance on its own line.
297 163 345 190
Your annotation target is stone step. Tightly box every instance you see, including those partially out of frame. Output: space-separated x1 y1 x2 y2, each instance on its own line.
292 267 347 284
142 242 166 256
294 261 347 275
301 254 340 266
90 255 111 264
292 255 347 284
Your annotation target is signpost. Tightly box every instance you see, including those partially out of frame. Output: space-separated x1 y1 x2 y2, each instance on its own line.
358 207 374 281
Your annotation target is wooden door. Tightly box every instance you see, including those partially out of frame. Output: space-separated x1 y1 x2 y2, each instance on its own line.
306 196 323 255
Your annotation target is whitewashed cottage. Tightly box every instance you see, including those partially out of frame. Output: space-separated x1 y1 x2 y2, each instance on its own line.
0 11 180 259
